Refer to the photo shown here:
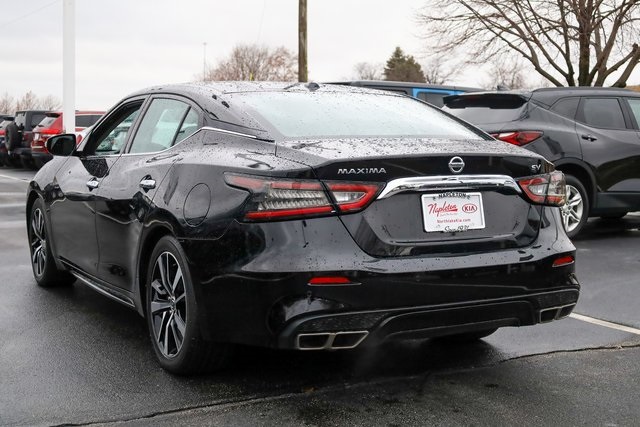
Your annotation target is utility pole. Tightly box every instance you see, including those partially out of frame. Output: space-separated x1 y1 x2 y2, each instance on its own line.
62 0 76 133
203 42 207 80
298 0 307 82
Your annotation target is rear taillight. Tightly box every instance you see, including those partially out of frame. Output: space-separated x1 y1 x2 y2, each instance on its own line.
552 255 575 267
224 173 382 221
491 131 543 146
518 171 566 206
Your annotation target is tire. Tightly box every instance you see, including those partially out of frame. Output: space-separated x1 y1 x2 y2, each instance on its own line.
34 158 47 170
21 157 36 170
145 235 233 375
28 198 75 287
8 155 22 168
436 328 498 342
561 175 589 238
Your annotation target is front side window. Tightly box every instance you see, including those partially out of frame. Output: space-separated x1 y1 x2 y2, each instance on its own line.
129 98 192 154
92 103 143 155
234 91 485 139
580 98 626 129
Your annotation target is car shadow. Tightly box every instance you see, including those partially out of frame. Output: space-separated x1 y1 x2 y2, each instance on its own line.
572 215 640 242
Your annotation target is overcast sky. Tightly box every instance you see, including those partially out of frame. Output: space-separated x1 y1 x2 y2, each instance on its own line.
0 0 467 109
3 1 638 111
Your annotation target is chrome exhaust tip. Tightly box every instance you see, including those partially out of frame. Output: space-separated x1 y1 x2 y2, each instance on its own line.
296 331 369 350
539 303 576 323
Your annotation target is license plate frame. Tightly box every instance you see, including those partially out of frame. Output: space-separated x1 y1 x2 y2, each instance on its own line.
421 192 485 233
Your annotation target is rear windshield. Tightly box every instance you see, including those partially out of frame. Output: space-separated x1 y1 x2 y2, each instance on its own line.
443 94 528 125
36 116 59 129
233 91 485 139
14 112 26 127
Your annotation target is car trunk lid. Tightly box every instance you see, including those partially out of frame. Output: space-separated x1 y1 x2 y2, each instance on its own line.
276 137 551 257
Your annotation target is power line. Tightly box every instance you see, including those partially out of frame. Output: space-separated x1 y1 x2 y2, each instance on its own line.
0 0 60 28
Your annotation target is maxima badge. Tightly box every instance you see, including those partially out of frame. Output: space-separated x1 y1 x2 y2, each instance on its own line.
448 156 465 174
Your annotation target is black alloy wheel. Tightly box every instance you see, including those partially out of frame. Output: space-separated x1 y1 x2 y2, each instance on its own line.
28 198 74 287
146 236 232 374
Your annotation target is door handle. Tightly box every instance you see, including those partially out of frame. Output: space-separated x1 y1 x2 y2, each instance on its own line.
139 178 156 190
581 134 597 141
86 178 99 190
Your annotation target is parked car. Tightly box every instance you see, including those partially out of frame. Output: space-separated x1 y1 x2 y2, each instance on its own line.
443 87 640 237
28 82 578 374
8 110 48 168
329 80 481 107
30 111 104 168
0 117 14 167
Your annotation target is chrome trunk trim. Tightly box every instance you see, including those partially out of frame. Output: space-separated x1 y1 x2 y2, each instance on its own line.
377 175 522 199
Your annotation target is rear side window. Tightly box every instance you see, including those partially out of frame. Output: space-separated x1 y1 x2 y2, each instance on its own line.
550 98 579 119
443 94 528 125
129 98 191 154
76 114 103 128
417 92 446 107
579 98 626 129
626 98 640 126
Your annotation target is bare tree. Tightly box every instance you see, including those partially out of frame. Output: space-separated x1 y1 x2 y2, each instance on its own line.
422 55 460 85
39 95 62 110
204 44 297 81
0 92 15 114
353 62 383 80
418 0 640 87
15 91 38 110
484 57 528 89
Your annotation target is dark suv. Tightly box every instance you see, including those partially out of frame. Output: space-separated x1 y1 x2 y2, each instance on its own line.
443 88 640 237
9 110 48 168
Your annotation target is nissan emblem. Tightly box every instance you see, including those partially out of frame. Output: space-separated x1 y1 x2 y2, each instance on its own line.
448 156 465 174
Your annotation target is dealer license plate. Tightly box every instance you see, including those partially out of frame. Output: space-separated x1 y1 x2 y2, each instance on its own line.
421 192 485 233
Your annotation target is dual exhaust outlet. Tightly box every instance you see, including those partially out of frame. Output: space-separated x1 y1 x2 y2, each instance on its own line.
296 331 369 350
539 303 576 323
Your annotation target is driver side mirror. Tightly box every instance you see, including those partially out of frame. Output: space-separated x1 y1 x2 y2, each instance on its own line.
46 134 77 157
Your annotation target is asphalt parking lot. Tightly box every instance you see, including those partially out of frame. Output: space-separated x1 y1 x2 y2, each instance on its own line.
1 167 639 427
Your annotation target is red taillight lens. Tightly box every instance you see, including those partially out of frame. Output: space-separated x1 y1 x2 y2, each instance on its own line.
518 171 566 206
308 276 355 285
225 174 381 221
553 255 575 267
491 131 543 146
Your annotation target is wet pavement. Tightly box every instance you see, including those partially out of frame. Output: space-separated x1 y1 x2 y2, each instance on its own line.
0 168 639 426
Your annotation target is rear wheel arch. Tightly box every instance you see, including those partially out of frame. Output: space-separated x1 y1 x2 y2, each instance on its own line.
26 190 39 221
137 224 175 317
554 161 595 211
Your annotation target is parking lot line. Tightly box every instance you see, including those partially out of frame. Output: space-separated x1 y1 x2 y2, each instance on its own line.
570 313 640 336
0 173 31 183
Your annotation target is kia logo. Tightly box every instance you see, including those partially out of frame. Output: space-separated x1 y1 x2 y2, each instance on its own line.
462 203 477 213
448 156 465 174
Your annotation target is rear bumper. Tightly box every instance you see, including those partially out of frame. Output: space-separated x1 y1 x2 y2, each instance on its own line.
181 208 578 349
278 288 578 350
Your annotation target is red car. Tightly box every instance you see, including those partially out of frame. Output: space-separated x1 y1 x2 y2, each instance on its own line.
31 111 104 168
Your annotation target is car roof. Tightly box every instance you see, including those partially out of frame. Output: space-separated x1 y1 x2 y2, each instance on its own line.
529 86 640 106
127 81 398 99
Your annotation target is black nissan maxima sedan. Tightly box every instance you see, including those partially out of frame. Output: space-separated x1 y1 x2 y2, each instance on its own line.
27 82 579 374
